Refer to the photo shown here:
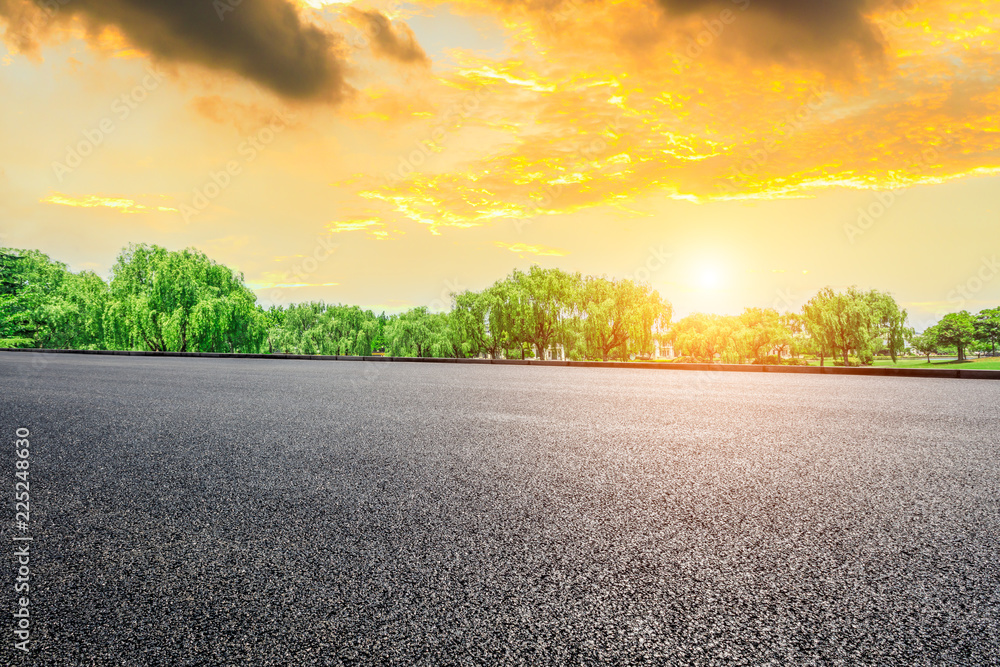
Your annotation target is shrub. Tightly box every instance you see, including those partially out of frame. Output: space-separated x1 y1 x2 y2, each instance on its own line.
0 337 34 348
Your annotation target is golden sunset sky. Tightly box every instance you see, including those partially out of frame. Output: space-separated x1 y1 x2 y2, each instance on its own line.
1 0 998 326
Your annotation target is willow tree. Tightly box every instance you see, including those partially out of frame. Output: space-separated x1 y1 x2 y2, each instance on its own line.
0 248 108 349
384 307 450 357
502 266 581 359
579 276 671 361
670 313 737 362
453 288 508 359
802 287 883 366
105 243 265 353
870 291 911 363
733 308 789 365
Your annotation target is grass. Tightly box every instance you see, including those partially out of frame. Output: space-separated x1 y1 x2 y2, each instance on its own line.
804 357 1000 370
880 357 1000 370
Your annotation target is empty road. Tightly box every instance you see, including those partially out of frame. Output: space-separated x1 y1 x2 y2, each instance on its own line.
2 352 999 665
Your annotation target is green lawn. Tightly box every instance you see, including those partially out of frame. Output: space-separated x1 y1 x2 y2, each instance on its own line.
805 357 1000 370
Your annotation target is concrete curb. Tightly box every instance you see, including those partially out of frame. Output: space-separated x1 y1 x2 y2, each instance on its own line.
3 347 999 380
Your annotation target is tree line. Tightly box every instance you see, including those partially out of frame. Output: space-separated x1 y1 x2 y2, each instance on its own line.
2 243 997 364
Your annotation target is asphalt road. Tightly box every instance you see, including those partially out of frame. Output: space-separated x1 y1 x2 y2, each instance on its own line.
2 352 999 665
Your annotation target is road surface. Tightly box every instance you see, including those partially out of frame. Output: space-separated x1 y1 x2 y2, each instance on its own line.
2 352 999 664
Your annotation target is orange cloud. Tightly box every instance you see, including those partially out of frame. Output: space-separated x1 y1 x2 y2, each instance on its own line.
336 0 1000 231
190 95 302 135
326 218 402 240
494 241 568 257
41 193 177 214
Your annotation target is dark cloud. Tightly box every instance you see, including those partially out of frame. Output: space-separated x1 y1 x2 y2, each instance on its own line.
657 0 885 56
0 0 49 54
493 0 891 61
1 0 350 101
345 8 430 66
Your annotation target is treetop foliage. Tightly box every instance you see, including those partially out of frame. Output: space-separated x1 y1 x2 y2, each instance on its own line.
1 243 994 364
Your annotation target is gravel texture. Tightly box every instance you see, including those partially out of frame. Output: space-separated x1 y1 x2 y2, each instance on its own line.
1 352 999 665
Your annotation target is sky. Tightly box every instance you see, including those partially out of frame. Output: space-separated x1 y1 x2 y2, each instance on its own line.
1 0 998 328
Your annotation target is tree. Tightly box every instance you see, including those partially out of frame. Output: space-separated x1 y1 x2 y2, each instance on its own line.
975 307 1000 355
870 291 911 363
105 244 265 353
262 305 286 354
439 311 472 358
933 311 977 362
578 277 671 361
384 307 450 357
780 312 807 359
0 248 109 349
909 329 939 363
0 252 30 347
264 302 381 356
802 287 882 366
453 288 506 359
733 308 790 364
503 266 580 359
670 313 736 362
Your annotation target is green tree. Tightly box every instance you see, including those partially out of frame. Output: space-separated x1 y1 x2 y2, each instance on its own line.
671 313 736 362
578 277 671 361
802 287 882 366
440 311 472 358
0 251 28 346
732 308 790 364
975 307 1000 355
504 266 580 359
870 291 912 363
261 305 285 354
909 329 939 363
453 288 509 359
934 311 977 362
0 248 109 349
780 312 807 359
384 307 449 357
105 244 265 353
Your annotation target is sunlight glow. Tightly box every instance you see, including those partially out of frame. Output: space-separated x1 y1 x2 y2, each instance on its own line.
697 266 722 290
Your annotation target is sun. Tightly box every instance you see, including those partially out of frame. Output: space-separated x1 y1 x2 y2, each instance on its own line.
697 265 722 290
